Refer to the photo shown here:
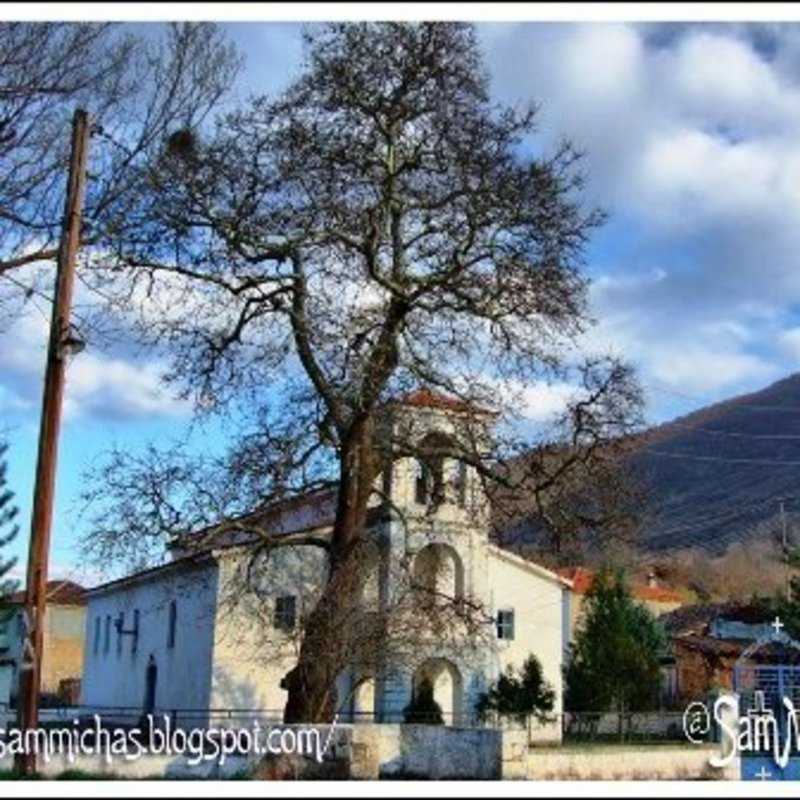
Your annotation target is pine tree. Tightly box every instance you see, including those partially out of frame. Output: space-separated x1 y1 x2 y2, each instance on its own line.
476 654 555 726
403 677 444 725
564 568 665 726
0 442 20 608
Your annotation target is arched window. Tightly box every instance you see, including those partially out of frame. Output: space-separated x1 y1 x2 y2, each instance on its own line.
413 543 465 603
116 612 124 655
452 460 468 508
132 609 140 655
167 600 177 649
414 431 458 507
274 596 297 632
415 460 431 505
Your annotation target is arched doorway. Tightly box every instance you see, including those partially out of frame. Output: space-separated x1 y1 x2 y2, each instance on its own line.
143 655 158 714
411 658 464 726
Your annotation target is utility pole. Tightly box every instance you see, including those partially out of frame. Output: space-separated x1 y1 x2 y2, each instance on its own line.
16 109 90 775
781 499 792 603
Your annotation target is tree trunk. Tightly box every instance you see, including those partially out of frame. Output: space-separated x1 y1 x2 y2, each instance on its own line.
283 414 379 723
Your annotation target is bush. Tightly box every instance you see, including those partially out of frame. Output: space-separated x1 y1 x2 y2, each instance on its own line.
476 654 555 726
403 677 444 725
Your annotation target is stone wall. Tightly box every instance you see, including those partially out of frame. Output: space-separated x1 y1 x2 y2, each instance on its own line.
350 724 527 779
0 723 735 780
0 722 527 780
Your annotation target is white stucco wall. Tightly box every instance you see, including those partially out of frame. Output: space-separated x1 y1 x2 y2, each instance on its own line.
76 404 570 740
486 545 568 742
209 548 329 717
81 557 219 726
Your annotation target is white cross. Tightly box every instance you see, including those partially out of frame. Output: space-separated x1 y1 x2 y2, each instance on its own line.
772 616 785 635
749 690 770 715
755 765 772 781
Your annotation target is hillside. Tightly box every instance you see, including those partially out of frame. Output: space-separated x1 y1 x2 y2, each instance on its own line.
631 373 800 553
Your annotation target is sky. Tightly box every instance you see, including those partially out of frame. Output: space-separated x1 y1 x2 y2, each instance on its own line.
5 20 800 584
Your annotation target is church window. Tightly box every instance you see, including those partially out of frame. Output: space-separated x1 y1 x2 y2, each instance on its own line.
167 600 177 649
274 595 297 632
415 460 430 505
116 612 124 655
497 609 515 641
104 615 111 654
93 616 101 655
132 609 140 655
453 460 468 507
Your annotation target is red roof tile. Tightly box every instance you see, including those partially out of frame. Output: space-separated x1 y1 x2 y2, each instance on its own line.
556 566 684 604
397 388 494 415
7 580 87 607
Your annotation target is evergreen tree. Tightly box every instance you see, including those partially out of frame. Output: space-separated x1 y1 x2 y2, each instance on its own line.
476 653 555 725
564 568 665 720
0 442 19 609
403 677 444 725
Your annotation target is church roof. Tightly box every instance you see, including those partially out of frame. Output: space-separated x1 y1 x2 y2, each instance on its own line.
487 544 573 589
396 388 494 415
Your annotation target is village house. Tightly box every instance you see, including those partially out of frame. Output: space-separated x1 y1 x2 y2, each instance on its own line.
657 602 799 705
0 580 87 708
556 566 685 640
80 392 572 740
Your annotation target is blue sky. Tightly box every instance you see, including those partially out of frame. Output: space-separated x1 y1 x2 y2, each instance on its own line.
5 21 800 584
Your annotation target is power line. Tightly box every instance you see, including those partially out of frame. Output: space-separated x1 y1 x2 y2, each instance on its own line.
643 448 800 466
661 421 800 441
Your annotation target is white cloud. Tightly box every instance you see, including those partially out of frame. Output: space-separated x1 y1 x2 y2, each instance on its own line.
0 301 189 422
480 22 800 416
778 327 800 361
649 347 777 395
516 381 577 422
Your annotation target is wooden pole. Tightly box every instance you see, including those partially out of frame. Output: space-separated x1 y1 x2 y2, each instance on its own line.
781 500 792 602
16 108 90 775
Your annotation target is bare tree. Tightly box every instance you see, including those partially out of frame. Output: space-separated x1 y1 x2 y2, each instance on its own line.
81 22 643 723
0 22 241 327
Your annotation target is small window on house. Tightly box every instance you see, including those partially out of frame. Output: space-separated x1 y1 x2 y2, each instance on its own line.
274 596 297 632
497 609 515 641
104 615 111 654
414 460 430 505
93 616 101 655
167 600 177 649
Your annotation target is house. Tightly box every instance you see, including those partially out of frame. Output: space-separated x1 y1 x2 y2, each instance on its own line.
657 602 794 704
80 391 572 740
0 580 87 708
556 566 685 638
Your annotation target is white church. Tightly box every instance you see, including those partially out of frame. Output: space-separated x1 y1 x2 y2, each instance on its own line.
80 391 572 739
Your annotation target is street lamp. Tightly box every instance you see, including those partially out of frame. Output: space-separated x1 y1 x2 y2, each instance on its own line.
56 324 85 360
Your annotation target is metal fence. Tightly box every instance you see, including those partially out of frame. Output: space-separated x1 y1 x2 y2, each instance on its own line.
561 711 691 744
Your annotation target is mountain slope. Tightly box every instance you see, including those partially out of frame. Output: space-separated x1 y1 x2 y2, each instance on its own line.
632 373 800 553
